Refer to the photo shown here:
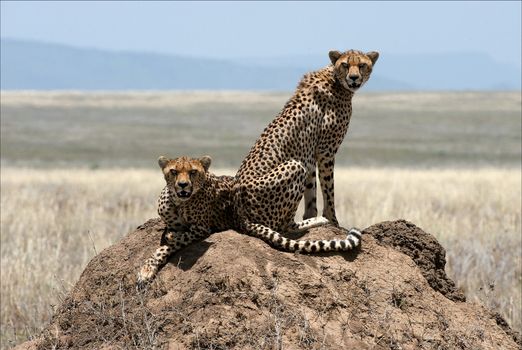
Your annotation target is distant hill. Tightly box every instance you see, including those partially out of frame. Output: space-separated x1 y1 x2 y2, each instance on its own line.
1 38 520 91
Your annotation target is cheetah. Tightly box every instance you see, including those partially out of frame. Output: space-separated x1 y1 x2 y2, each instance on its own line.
137 155 362 285
138 49 377 284
138 155 235 284
235 49 379 227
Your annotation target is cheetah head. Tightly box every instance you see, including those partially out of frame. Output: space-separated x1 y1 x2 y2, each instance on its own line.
158 155 212 201
329 49 379 93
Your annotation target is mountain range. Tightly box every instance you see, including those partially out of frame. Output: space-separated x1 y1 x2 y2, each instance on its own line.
1 38 520 91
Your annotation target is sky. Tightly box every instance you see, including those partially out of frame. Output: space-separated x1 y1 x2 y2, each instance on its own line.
1 1 521 66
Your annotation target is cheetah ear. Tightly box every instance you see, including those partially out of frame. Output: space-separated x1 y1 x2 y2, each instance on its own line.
199 156 212 171
158 156 169 169
328 50 342 65
366 51 379 65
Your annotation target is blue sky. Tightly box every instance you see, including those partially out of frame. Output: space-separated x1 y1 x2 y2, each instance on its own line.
1 1 521 66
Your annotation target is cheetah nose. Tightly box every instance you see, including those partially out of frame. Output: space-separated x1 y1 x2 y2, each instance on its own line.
348 74 360 81
178 181 189 188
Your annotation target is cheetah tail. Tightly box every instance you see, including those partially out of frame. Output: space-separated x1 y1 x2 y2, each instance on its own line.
242 221 361 253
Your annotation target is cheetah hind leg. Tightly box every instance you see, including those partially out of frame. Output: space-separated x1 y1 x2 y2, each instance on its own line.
243 221 362 253
286 216 330 234
240 159 308 230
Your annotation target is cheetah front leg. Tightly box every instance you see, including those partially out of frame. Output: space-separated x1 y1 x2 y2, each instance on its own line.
302 168 318 220
137 226 210 286
318 155 338 225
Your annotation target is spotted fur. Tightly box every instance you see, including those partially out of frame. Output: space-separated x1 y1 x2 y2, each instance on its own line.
138 49 377 284
138 156 235 284
235 49 378 226
137 156 362 285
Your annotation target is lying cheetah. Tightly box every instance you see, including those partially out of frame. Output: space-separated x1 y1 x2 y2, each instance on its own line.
137 156 361 284
236 49 378 226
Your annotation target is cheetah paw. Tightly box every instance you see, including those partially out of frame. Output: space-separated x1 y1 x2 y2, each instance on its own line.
136 265 158 289
315 216 330 225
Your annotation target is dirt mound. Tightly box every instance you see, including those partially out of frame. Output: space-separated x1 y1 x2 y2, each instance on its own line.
16 219 519 350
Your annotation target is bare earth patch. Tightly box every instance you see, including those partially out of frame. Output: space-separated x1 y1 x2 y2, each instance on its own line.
15 219 520 350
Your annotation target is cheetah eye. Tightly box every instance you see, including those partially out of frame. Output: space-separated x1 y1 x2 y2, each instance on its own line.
170 169 178 176
189 170 198 176
358 63 367 69
341 62 348 68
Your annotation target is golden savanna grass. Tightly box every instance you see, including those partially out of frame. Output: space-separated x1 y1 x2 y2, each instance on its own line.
1 91 521 348
1 166 520 348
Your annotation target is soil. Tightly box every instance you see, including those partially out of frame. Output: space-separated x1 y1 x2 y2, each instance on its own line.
15 219 520 350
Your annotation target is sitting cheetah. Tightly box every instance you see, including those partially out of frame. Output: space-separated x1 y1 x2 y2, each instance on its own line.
235 49 378 227
137 156 361 285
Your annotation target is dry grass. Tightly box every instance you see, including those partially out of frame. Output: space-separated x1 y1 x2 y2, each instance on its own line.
1 91 520 347
0 168 167 348
2 91 520 168
333 168 522 332
1 166 520 348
